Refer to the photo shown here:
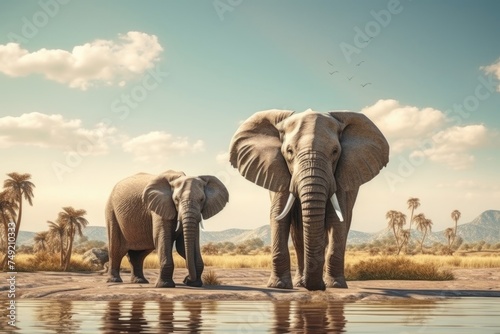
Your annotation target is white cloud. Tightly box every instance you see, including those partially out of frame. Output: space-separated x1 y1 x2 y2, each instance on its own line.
362 99 494 170
481 58 500 92
216 151 229 165
362 99 446 152
0 112 116 154
122 131 205 162
0 31 163 90
411 125 489 170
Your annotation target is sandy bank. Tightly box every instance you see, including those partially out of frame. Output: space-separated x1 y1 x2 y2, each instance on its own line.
5 267 500 302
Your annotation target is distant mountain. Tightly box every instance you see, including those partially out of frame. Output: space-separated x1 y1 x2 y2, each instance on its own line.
15 210 500 247
82 226 108 243
200 228 249 245
16 231 36 246
364 210 500 246
452 210 500 244
227 225 272 245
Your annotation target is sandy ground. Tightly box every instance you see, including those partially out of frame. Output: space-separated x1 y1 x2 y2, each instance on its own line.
4 267 500 301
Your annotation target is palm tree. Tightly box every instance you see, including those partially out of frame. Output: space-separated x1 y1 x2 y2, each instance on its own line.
4 172 35 242
444 227 455 253
396 211 407 230
386 210 400 249
58 207 89 270
33 231 49 252
451 210 461 245
414 214 432 253
407 197 420 244
396 211 407 254
0 190 18 268
397 229 410 255
48 219 67 267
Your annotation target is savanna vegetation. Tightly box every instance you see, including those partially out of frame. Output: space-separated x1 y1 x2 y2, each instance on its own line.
0 171 93 271
4 178 500 282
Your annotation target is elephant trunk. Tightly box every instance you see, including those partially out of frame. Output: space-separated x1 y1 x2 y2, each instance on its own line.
180 202 201 283
296 152 330 291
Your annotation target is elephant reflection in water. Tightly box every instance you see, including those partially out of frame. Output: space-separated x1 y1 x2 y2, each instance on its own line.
35 300 82 333
101 300 206 333
101 301 148 333
273 301 347 334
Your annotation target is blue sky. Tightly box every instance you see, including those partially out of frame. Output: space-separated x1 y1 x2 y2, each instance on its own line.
1 0 499 234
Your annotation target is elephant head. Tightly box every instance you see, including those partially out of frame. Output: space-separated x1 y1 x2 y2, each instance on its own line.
142 170 229 283
229 109 389 290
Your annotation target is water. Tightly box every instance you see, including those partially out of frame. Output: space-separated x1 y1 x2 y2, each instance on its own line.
1 298 499 333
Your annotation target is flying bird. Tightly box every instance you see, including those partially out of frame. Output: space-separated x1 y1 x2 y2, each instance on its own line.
329 70 339 75
356 60 365 66
327 60 335 67
361 82 372 87
347 76 354 81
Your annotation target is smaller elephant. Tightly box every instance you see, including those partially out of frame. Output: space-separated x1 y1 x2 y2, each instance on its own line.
106 170 229 287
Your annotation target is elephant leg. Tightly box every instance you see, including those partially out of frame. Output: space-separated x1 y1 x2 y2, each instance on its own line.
290 211 305 287
267 191 293 289
175 235 203 287
106 209 127 283
153 215 176 288
324 190 355 288
324 219 347 288
127 249 152 283
184 233 204 287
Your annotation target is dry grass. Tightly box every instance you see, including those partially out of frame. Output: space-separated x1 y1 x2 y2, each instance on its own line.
202 270 222 285
14 250 500 277
14 252 94 272
204 254 273 269
120 253 274 269
345 256 454 281
406 253 500 269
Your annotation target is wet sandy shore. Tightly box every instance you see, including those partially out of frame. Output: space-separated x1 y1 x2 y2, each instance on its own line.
6 267 500 301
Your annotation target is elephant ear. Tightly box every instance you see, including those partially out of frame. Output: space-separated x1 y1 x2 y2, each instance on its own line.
229 109 295 192
328 112 389 191
142 170 186 220
199 175 229 219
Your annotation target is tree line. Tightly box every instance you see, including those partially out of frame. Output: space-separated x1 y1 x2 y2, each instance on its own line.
0 172 89 271
386 197 462 255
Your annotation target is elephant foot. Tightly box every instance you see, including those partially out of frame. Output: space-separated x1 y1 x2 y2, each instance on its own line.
293 274 304 287
107 276 123 283
155 279 176 288
131 276 149 284
183 276 203 287
267 274 293 289
325 276 348 289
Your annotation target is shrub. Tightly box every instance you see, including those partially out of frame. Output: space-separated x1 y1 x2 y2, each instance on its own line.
202 270 221 286
345 256 454 281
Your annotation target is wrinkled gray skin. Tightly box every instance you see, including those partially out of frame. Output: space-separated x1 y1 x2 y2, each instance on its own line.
106 170 229 288
230 109 389 291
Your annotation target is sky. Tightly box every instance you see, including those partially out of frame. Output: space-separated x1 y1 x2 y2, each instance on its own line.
1 0 499 234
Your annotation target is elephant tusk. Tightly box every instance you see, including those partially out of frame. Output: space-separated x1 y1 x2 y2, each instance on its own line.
175 220 181 232
276 193 296 220
199 220 205 231
331 193 344 222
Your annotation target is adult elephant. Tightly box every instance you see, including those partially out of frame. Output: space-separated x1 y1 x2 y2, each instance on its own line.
106 170 229 288
229 109 389 291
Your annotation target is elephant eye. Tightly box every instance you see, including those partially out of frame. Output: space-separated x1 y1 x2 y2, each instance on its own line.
332 147 339 156
286 146 293 156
